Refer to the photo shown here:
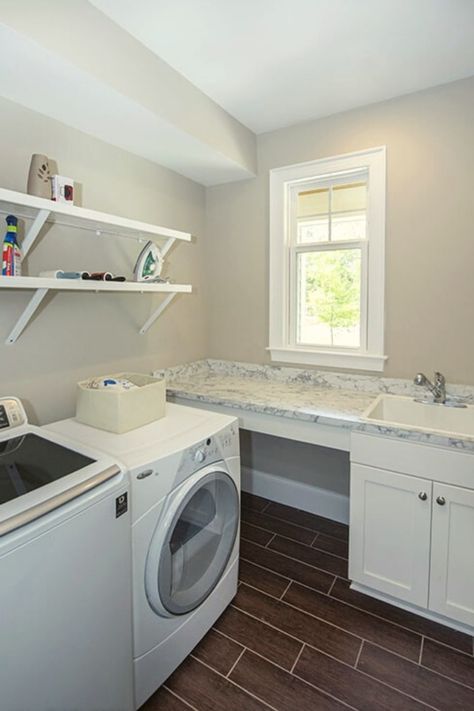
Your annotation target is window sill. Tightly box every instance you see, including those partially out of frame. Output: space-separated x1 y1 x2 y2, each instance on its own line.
267 346 387 372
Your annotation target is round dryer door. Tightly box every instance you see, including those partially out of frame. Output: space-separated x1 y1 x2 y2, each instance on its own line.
145 467 239 616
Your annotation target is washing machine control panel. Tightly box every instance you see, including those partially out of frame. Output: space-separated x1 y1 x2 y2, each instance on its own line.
0 397 27 430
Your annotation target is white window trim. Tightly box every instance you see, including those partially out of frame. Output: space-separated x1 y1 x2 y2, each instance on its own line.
268 146 387 372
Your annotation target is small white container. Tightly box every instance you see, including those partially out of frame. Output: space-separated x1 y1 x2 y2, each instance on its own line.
51 174 74 203
76 372 166 433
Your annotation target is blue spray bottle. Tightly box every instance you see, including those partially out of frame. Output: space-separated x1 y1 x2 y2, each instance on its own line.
2 215 22 277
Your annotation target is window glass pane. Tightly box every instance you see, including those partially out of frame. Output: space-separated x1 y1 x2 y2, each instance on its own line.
297 249 361 348
297 188 329 243
297 217 329 243
332 183 366 213
332 213 366 241
332 182 367 241
297 188 329 217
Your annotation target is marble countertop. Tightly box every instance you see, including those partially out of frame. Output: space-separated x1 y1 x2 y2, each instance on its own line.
153 360 474 452
160 368 375 428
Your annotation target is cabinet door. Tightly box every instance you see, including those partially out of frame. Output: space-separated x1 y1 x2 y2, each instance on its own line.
429 482 474 627
349 464 432 606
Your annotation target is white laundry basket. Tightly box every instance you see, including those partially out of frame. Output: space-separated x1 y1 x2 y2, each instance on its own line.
76 373 166 433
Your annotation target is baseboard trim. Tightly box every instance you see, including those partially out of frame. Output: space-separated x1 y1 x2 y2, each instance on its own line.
351 582 474 637
241 465 349 524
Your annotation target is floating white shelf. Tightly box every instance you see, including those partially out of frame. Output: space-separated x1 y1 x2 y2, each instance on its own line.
0 276 191 294
0 188 192 254
0 189 194 344
0 276 192 344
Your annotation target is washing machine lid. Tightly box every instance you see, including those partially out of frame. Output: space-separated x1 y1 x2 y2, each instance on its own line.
0 432 95 505
0 419 122 537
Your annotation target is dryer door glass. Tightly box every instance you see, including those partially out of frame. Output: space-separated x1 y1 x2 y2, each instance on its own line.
157 471 238 615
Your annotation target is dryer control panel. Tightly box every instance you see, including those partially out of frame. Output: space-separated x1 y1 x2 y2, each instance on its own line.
179 421 239 474
0 397 27 430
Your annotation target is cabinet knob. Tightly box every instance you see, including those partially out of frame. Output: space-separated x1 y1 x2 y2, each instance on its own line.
436 496 446 506
418 492 428 501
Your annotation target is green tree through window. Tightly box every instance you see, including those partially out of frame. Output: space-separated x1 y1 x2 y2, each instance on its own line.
302 250 361 345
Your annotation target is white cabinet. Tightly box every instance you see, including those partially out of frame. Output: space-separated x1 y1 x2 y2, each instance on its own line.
350 432 474 632
349 465 432 607
429 483 474 627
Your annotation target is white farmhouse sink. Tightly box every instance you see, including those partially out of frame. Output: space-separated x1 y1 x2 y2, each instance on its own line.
362 394 474 440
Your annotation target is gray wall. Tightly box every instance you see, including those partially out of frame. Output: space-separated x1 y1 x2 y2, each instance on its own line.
2 76 474 498
206 76 474 384
240 430 350 496
0 97 207 424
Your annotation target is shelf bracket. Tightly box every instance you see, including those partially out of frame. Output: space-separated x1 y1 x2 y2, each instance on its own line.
22 209 50 257
6 288 49 344
161 236 176 258
139 292 176 335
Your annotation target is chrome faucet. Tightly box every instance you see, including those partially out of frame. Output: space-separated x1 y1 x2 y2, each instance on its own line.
414 372 446 404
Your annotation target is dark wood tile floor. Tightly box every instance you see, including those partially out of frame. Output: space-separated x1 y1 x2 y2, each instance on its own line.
141 493 474 711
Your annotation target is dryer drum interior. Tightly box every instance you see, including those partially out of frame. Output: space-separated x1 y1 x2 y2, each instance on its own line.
153 470 239 616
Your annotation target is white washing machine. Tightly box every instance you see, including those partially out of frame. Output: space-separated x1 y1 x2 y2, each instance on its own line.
0 397 133 711
47 403 240 709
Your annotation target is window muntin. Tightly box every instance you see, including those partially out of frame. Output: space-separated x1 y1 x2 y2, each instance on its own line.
296 181 367 244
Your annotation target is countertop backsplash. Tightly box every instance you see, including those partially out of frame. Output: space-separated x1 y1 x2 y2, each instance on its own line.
155 359 474 402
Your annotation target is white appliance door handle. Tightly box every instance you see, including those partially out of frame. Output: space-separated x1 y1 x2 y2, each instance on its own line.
0 465 121 536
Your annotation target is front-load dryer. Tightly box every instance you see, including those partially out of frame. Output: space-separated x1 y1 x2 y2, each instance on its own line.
47 403 240 709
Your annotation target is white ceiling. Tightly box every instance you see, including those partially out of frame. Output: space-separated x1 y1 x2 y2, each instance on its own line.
91 0 474 133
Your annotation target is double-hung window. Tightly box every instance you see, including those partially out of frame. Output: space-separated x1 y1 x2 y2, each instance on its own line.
269 147 386 371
